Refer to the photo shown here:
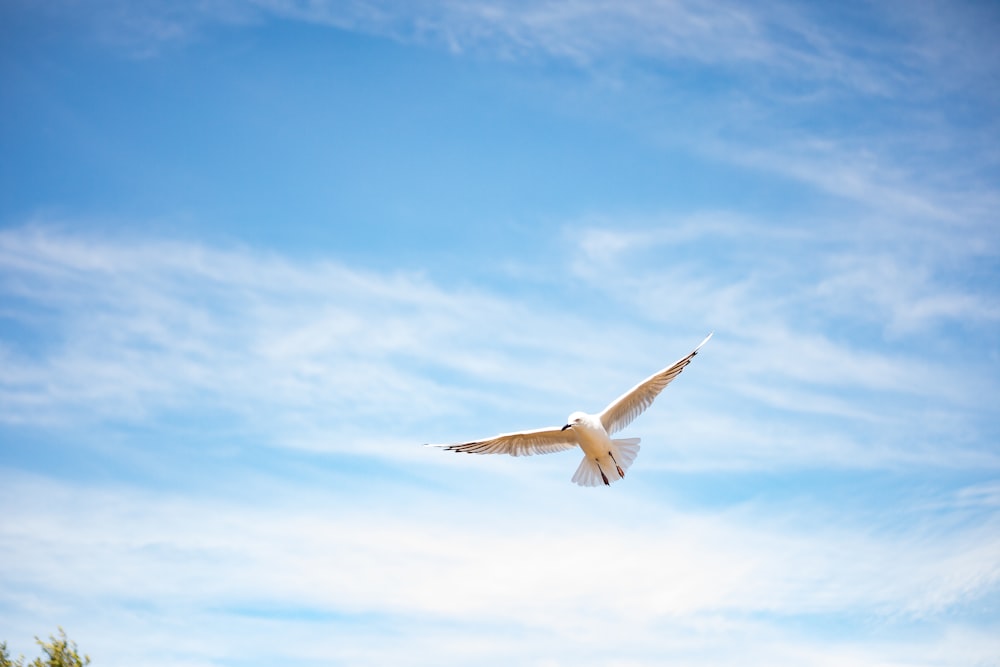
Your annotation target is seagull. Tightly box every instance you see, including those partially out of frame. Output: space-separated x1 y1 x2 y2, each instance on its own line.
427 333 712 486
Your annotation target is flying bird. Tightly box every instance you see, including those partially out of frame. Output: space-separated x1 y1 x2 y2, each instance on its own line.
427 333 712 486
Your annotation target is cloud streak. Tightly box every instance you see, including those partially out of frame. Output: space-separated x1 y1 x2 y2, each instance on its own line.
2 222 996 475
34 0 1000 100
2 471 999 666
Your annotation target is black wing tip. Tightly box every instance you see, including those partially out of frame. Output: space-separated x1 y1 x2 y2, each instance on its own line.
425 441 486 454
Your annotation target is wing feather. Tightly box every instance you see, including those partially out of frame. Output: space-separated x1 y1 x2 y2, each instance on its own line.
599 333 712 435
427 426 578 457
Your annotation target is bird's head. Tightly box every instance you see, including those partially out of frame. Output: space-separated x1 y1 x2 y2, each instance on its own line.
561 411 587 431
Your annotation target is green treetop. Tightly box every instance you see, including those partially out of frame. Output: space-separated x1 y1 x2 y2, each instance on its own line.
0 628 90 667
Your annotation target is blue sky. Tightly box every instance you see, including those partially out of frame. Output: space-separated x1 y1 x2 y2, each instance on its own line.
1 1 999 665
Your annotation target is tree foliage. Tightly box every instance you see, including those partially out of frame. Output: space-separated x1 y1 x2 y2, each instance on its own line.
0 629 90 667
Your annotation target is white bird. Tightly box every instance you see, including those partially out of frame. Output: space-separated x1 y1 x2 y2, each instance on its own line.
427 333 712 486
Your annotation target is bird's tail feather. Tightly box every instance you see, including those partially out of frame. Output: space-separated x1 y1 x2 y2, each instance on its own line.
613 437 641 472
571 438 641 487
571 456 605 487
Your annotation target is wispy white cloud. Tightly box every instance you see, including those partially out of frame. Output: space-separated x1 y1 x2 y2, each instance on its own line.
815 253 1000 336
2 472 998 666
560 205 1000 475
25 0 999 243
243 0 984 100
33 0 1000 102
1 222 995 476
570 201 999 342
0 224 672 447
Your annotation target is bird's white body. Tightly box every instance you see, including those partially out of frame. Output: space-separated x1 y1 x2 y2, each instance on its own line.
428 333 711 486
570 412 615 466
564 411 641 486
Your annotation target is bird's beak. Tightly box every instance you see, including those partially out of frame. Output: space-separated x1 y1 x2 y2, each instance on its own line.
561 423 572 431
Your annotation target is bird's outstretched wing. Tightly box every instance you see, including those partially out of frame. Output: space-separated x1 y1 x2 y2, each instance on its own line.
427 426 578 457
599 333 712 435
